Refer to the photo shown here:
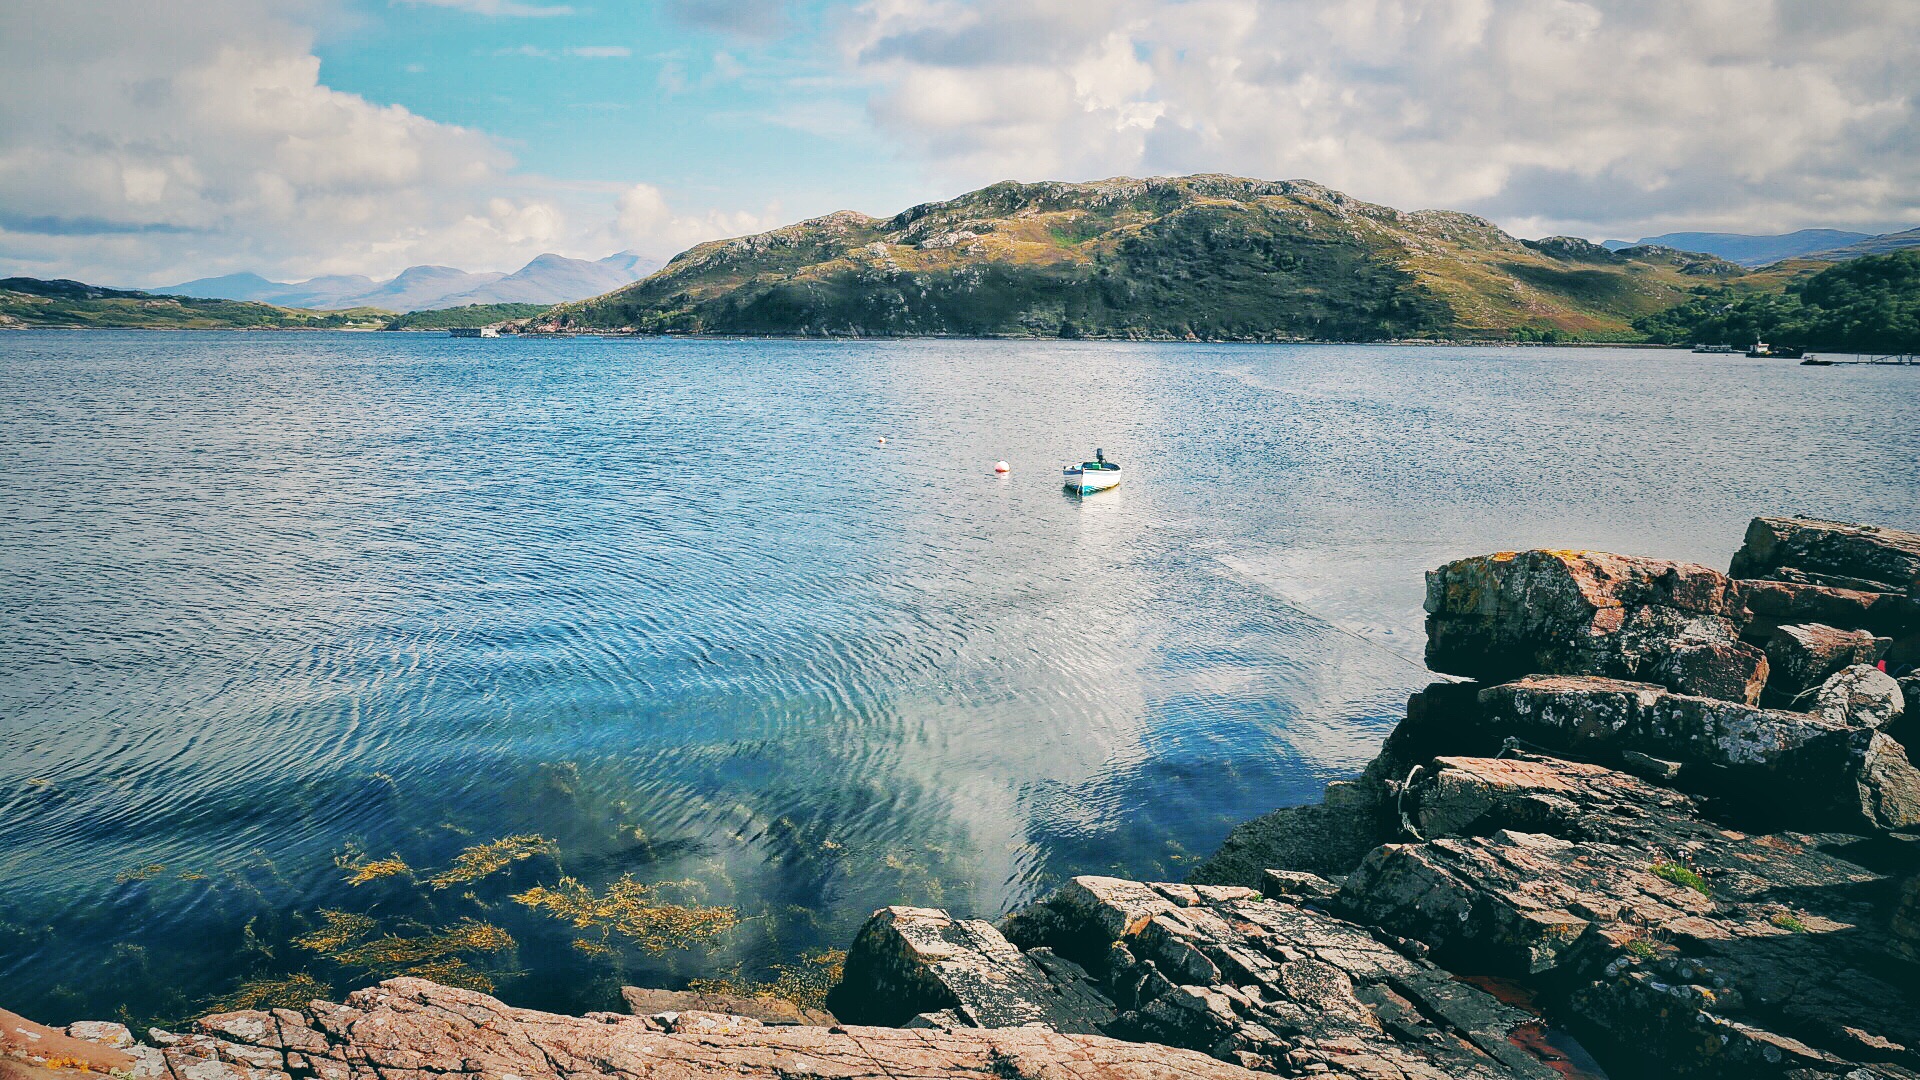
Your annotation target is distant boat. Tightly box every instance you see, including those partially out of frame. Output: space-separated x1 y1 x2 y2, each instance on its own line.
1799 357 1833 366
1692 344 1735 353
1063 449 1122 494
1747 340 1807 359
449 326 500 338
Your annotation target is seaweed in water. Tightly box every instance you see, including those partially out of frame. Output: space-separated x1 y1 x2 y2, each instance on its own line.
210 972 331 1012
686 948 845 1013
426 835 557 890
511 875 737 953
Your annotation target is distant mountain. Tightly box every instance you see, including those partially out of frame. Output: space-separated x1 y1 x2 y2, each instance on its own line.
157 251 660 312
1600 230 1872 267
435 253 660 306
0 277 390 329
536 174 1745 342
354 266 506 311
1802 227 1920 262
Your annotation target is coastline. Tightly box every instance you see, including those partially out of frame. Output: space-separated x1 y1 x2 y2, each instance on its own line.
8 514 1916 1080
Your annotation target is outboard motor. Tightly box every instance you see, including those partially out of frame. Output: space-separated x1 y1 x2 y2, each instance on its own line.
1095 448 1105 464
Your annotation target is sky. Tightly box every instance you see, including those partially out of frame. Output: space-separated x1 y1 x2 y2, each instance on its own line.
1 0 1916 287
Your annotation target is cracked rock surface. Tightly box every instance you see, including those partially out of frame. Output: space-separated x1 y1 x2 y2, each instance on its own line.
92 978 1273 1080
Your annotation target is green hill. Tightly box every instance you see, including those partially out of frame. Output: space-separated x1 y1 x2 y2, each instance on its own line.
1635 250 1920 352
534 175 1745 342
381 303 549 330
0 278 391 330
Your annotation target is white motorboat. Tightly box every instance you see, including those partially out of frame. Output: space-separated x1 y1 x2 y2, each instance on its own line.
1063 449 1121 494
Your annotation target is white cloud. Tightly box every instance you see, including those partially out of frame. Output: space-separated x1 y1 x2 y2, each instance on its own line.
616 183 782 253
845 0 1920 237
0 1 758 283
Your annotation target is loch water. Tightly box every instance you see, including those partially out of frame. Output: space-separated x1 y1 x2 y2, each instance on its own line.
2 332 1916 1023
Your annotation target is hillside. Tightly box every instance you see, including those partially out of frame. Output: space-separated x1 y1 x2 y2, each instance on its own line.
381 303 548 330
1635 249 1920 352
536 175 1745 342
0 278 390 329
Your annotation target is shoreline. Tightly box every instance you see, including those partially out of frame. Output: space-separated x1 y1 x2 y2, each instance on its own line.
8 514 1916 1080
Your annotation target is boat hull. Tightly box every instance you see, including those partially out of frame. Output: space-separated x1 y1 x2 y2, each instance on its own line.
1063 468 1122 494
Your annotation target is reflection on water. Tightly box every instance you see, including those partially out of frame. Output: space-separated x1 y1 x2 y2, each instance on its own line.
1 333 1915 1024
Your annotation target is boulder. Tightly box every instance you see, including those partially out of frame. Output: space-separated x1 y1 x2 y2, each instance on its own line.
1425 550 1765 702
1897 675 1920 747
1764 623 1882 701
1730 516 1920 595
1475 670 1919 831
1002 876 1563 1078
1810 662 1906 730
827 905 1114 1031
1895 873 1920 966
1343 755 1920 1079
1733 577 1917 640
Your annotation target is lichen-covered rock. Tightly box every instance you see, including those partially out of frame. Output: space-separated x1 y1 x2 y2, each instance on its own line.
1733 577 1918 642
1344 753 1920 1079
1730 516 1920 595
1765 623 1883 700
1003 876 1562 1078
1424 550 1764 702
828 905 1114 1031
1476 671 1918 831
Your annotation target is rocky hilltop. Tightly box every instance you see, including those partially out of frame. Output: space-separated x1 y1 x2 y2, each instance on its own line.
531 175 1743 341
8 515 1917 1080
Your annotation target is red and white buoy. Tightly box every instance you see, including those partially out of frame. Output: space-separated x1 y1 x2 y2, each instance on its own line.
993 460 1010 474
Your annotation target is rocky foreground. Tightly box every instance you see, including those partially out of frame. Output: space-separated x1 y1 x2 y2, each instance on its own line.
7 516 1917 1080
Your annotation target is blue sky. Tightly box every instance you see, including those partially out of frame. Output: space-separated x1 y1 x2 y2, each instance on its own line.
314 1 916 219
1 0 1915 285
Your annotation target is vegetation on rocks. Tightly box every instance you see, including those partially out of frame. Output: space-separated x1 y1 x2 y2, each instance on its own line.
0 278 391 329
1635 250 1920 351
534 175 1744 342
380 303 547 330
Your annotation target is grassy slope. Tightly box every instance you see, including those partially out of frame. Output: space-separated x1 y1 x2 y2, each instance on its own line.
382 303 549 330
0 279 392 329
539 176 1745 341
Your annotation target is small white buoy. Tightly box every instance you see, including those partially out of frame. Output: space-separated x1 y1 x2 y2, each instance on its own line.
993 460 1010 473
876 437 887 445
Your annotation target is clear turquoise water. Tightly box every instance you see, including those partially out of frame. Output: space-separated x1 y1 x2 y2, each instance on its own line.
2 331 1915 1023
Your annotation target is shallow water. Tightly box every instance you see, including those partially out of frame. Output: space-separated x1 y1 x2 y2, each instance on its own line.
1 332 1915 1022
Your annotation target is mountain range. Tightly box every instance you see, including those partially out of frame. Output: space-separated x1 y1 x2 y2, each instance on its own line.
1601 228 1919 267
157 251 661 312
536 175 1748 342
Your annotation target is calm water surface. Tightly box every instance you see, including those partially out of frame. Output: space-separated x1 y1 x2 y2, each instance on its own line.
2 332 1916 1022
